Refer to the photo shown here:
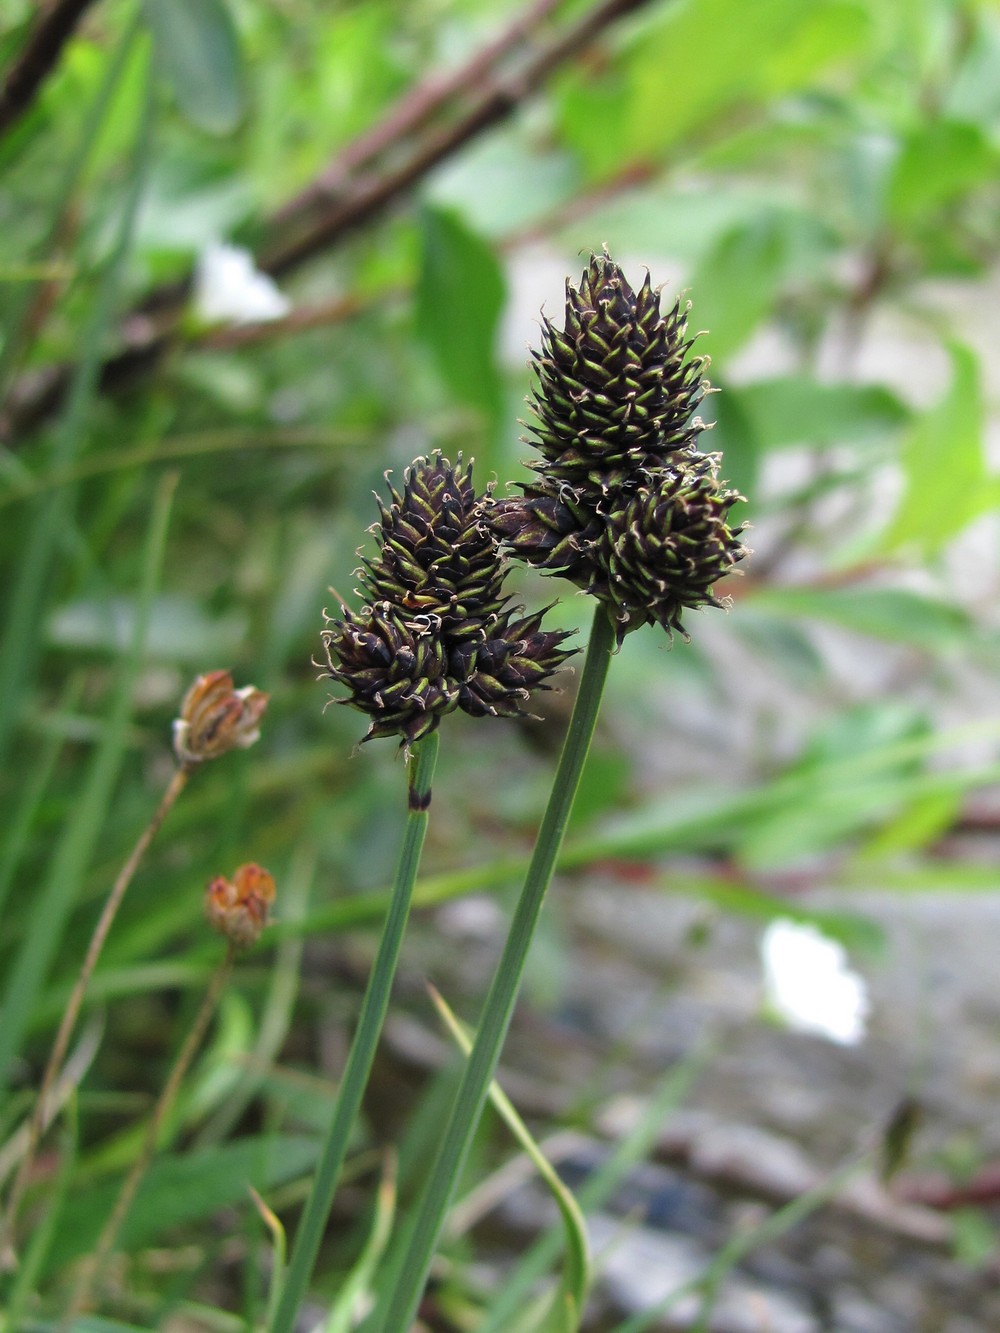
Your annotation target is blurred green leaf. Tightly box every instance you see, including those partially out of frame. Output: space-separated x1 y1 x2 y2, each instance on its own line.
945 15 1000 125
795 700 928 771
627 0 823 155
48 594 249 663
734 377 909 450
705 382 760 499
952 1208 996 1269
758 1 871 93
415 205 505 429
887 120 997 225
68 1320 156 1333
47 1135 321 1271
860 789 961 857
689 210 831 359
879 343 988 555
142 0 244 134
748 585 972 650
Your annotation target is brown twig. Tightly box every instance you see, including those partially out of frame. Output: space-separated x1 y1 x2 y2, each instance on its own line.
894 1163 1000 1211
0 763 193 1261
271 0 564 228
2 0 651 443
0 0 100 140
260 0 650 276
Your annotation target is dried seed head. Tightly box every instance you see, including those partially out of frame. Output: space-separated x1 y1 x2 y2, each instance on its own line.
173 671 269 765
205 863 276 949
319 454 576 748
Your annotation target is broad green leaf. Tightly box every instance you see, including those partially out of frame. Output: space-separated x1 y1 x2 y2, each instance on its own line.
415 205 505 428
704 382 760 499
553 72 632 182
731 611 826 684
430 986 589 1331
748 585 972 650
626 0 814 155
689 211 831 360
793 701 929 774
879 343 987 555
142 0 244 134
887 120 997 225
758 1 870 93
734 377 909 450
46 1135 321 1271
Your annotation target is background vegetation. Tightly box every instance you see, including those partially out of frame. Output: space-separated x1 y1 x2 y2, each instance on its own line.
3 0 1000 1327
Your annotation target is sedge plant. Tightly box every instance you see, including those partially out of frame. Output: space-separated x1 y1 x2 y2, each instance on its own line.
376 250 748 1330
269 455 574 1330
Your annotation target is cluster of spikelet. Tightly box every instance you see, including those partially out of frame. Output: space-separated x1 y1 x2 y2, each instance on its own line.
321 252 747 745
319 455 575 747
490 250 747 645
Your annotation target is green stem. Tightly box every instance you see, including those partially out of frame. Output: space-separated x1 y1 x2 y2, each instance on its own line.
269 731 440 1333
377 604 615 1333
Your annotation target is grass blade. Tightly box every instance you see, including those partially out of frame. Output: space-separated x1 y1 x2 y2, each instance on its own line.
0 470 176 1098
0 34 153 765
429 983 590 1330
477 1044 710 1333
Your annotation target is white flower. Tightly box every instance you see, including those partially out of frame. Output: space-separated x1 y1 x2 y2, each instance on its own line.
194 241 291 324
760 918 869 1046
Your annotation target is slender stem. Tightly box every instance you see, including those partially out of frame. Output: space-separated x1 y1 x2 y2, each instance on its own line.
0 763 193 1257
66 943 238 1319
377 604 615 1333
268 731 440 1333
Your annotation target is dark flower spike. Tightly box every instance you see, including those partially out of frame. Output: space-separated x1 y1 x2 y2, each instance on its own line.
528 248 708 478
320 453 575 748
320 603 461 746
489 251 748 646
598 455 747 638
359 453 507 641
457 606 576 720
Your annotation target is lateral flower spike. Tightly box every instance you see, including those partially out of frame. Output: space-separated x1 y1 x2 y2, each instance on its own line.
205 863 276 949
173 670 269 765
319 453 575 749
489 249 748 645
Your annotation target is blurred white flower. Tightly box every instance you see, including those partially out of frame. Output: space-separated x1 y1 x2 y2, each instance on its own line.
760 918 869 1046
195 241 291 324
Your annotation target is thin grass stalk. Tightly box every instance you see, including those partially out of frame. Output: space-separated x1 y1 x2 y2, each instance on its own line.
0 31 152 765
0 761 193 1255
0 471 176 1295
376 604 615 1333
268 731 440 1333
66 943 239 1320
